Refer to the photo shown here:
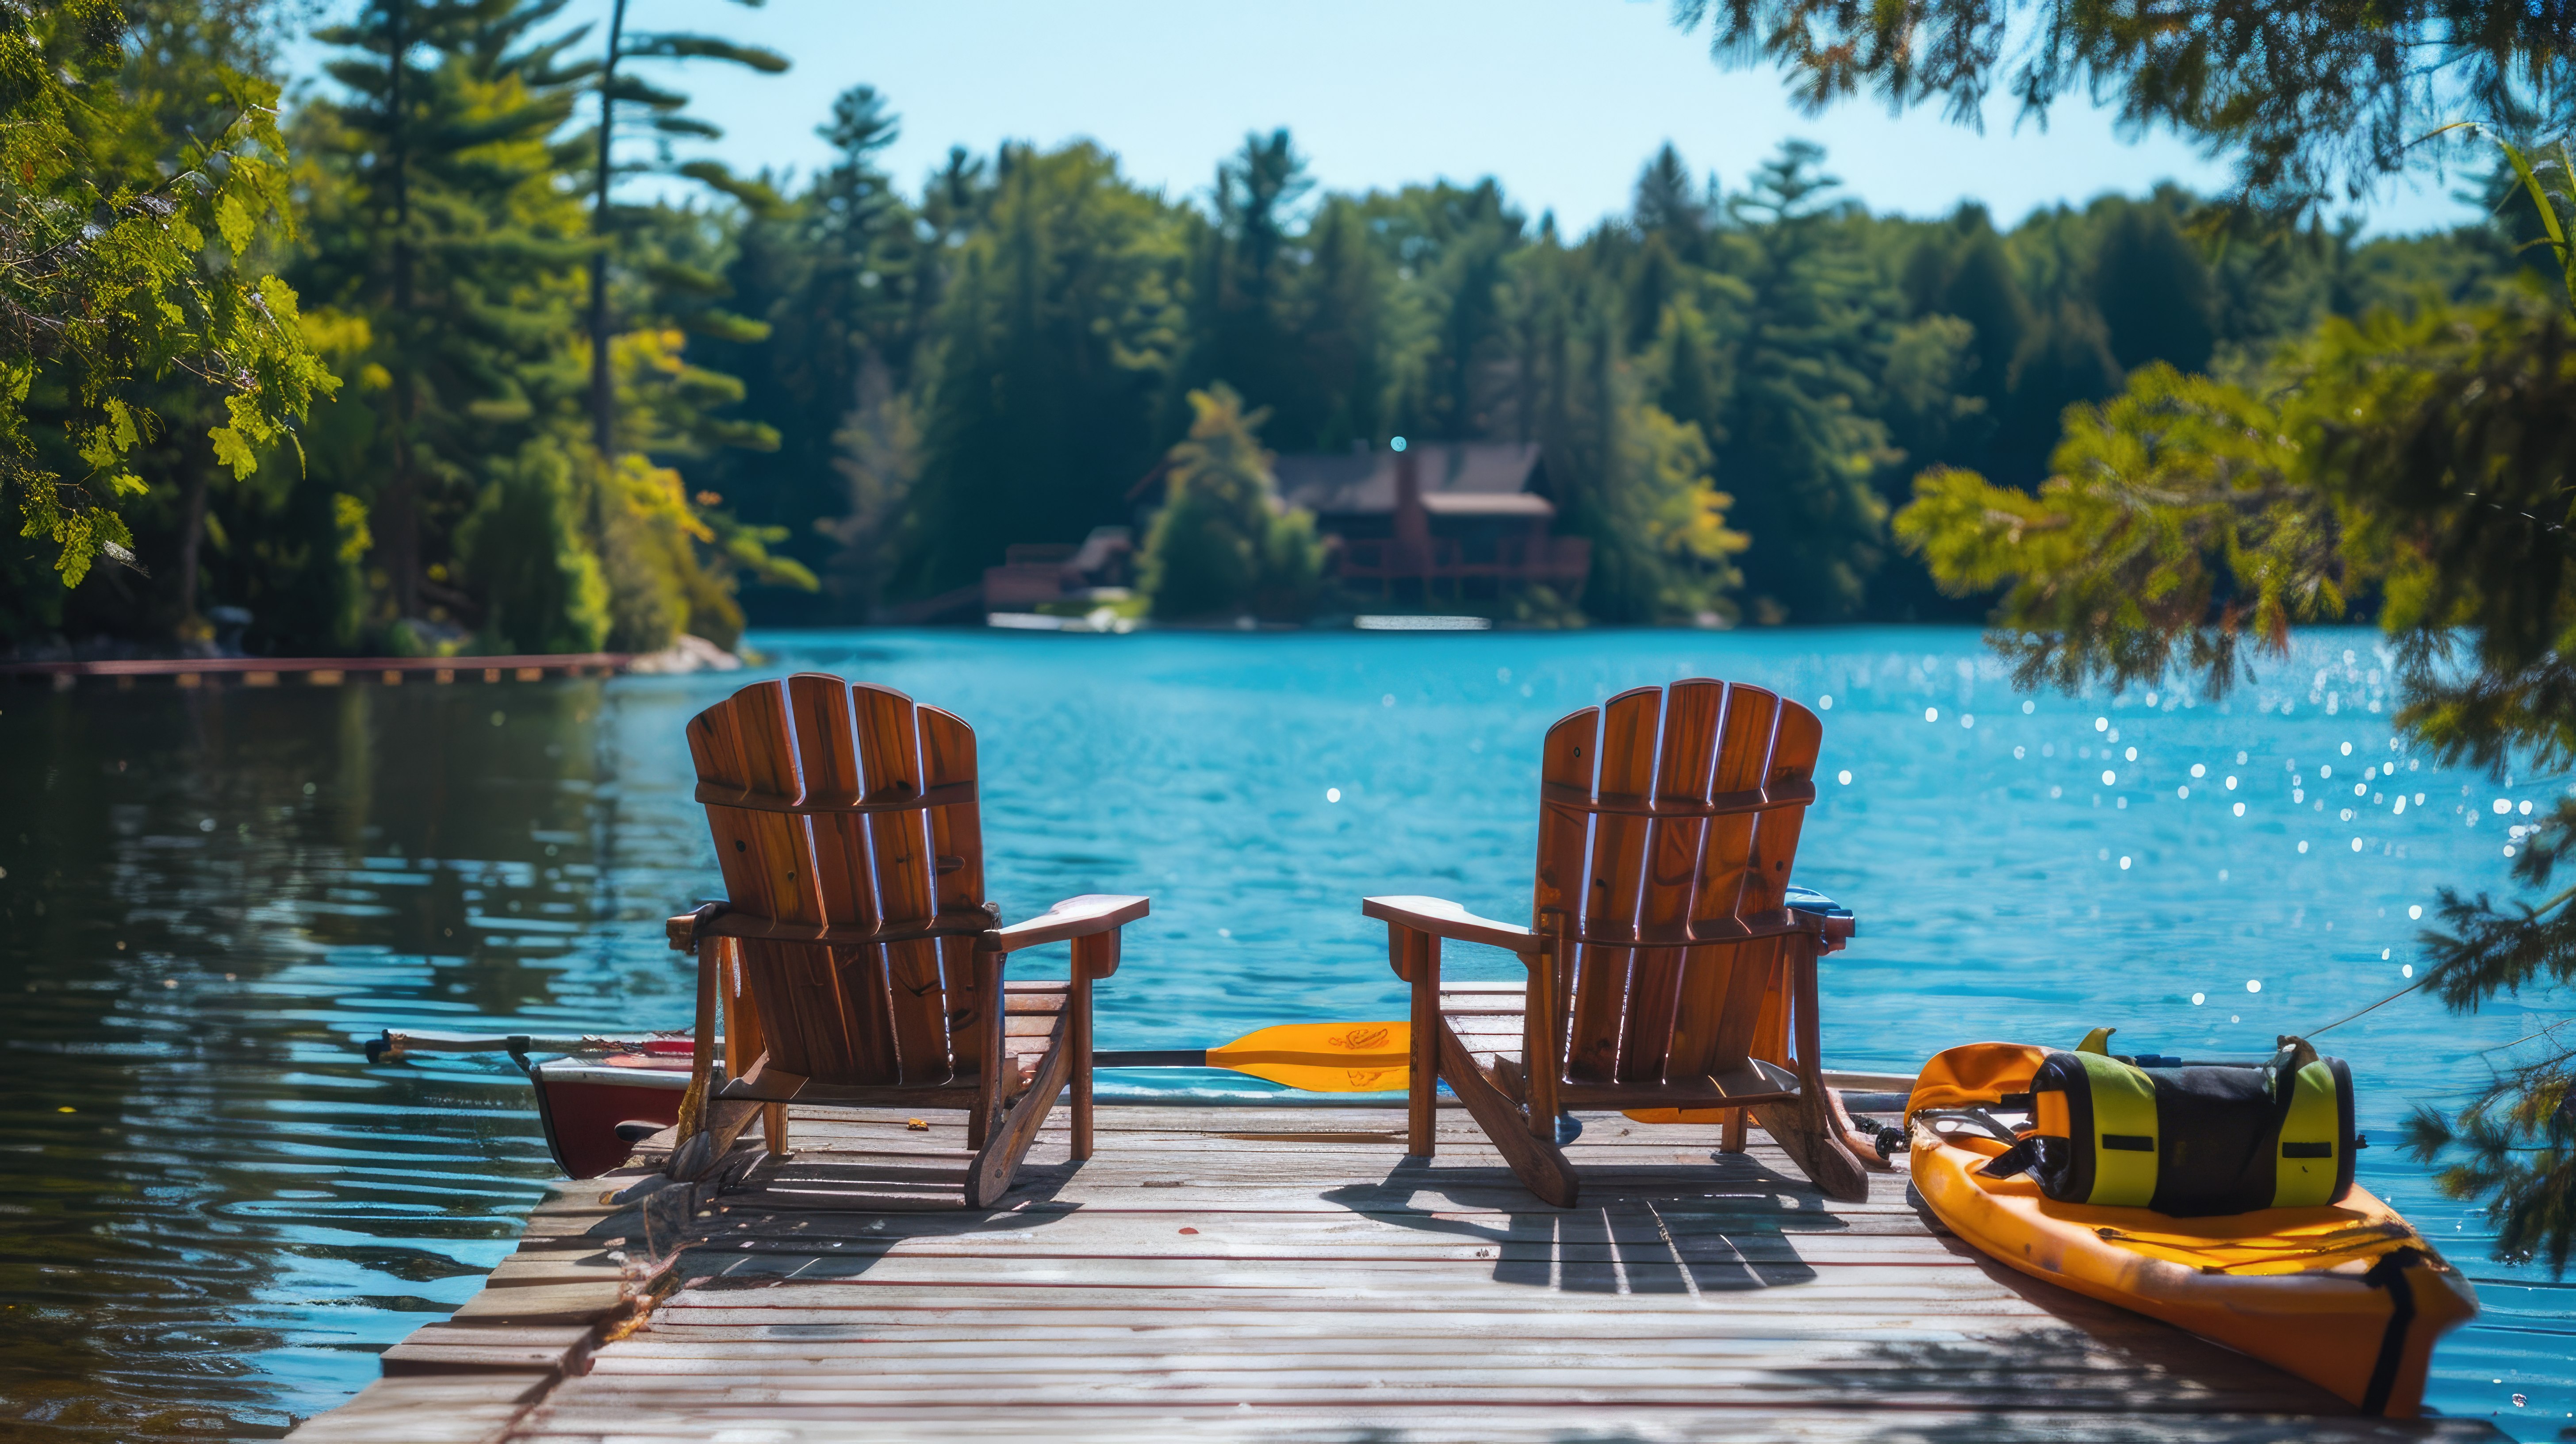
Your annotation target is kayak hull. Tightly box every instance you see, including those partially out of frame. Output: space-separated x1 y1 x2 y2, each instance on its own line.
1913 1122 2477 1417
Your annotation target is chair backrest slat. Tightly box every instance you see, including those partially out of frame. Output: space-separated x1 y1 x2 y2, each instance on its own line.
1619 678 1723 1081
851 683 955 1083
688 676 988 1089
1564 687 1662 1082
1662 684 1782 1078
1530 679 1824 1087
690 697 770 916
782 674 897 1084
1744 702 1823 914
918 707 988 1081
1532 708 1597 1065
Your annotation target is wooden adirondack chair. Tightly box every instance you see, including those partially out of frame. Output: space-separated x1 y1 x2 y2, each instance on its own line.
1363 678 1867 1206
662 675 1148 1205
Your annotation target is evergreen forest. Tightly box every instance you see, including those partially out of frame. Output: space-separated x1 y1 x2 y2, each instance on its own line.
6 0 2554 657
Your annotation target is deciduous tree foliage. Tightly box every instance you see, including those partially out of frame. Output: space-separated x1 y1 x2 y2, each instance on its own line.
1140 384 1322 622
1 0 331 599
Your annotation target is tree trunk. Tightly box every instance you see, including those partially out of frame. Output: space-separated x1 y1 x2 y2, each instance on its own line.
588 0 627 455
174 454 209 636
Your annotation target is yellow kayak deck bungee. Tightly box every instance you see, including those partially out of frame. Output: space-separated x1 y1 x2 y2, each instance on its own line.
1907 1042 2477 1418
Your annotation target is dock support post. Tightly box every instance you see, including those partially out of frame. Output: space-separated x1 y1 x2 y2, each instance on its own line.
1069 929 1114 1162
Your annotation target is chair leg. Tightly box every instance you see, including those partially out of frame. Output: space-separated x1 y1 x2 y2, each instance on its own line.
667 936 723 1180
1399 926 1438 1157
762 1102 788 1155
1069 970 1093 1161
1436 1017 1577 1206
1751 946 1869 1202
967 1016 1071 1208
669 1098 765 1182
1721 1108 1748 1154
1751 1093 1870 1203
1071 932 1113 1163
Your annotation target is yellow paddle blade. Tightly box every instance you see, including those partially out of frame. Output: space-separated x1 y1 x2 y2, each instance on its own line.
1205 1021 1411 1092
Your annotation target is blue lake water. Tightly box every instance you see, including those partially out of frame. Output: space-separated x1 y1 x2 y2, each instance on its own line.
0 626 2568 1438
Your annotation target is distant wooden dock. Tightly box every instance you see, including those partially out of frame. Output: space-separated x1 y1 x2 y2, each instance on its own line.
284 1105 2506 1443
0 653 630 689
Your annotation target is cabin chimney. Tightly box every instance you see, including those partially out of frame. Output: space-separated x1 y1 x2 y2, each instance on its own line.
1393 445 1429 569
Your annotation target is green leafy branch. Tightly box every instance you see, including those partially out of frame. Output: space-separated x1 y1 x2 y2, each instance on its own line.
3 7 333 586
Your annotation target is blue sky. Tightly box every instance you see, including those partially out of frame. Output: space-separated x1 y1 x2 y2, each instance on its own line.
288 0 2484 234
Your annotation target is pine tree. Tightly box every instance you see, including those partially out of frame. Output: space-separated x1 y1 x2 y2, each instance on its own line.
295 0 592 640
1632 143 1713 265
686 84 914 623
1291 196 1395 452
2093 199 2217 373
579 0 786 453
1516 245 1743 624
893 142 1184 599
1168 131 1318 445
1996 298 2124 488
1716 140 1890 621
1936 213 2028 439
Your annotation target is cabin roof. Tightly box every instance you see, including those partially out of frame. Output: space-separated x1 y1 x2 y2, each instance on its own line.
1274 442 1548 517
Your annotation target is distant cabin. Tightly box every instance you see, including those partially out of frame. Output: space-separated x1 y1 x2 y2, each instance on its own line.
1272 443 1590 606
980 526 1136 614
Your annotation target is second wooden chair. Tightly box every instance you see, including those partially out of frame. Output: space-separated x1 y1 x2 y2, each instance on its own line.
1365 677 1868 1206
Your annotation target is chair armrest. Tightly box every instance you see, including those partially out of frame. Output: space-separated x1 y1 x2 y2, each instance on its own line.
1784 885 1856 942
667 901 728 952
980 894 1150 954
1362 895 1538 953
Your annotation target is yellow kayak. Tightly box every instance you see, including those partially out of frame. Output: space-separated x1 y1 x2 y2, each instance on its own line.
1907 1042 2477 1418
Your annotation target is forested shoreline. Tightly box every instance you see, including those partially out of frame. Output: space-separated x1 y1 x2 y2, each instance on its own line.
0 0 2549 657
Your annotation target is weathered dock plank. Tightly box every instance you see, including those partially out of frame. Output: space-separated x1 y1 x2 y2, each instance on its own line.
285 1104 2506 1444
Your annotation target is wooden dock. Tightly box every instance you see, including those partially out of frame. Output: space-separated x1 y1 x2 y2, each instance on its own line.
284 1105 2505 1443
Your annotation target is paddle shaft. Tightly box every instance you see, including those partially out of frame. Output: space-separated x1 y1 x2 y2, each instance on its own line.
1096 1049 1208 1068
370 1035 1369 1073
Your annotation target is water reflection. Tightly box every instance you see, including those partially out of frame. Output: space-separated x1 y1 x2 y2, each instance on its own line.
0 679 694 1439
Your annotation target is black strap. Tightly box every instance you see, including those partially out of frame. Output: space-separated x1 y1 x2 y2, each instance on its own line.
1919 1107 2024 1147
1974 1137 2044 1180
2359 1246 2423 1416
